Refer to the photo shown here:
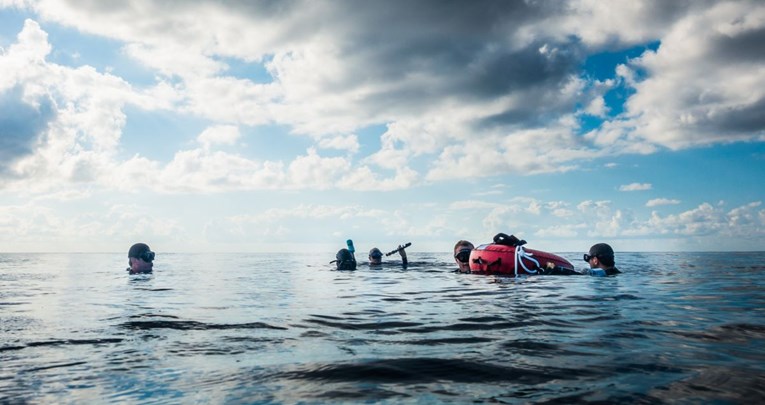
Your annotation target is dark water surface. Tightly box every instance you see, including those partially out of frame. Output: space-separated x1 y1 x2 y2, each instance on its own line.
2 252 764 403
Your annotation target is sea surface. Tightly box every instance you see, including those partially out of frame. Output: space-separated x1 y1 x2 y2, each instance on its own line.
1 251 764 404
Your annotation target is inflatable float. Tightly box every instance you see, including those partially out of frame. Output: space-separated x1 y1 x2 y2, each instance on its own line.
469 233 575 276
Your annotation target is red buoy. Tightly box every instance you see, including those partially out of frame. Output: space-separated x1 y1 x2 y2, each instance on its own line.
468 233 574 276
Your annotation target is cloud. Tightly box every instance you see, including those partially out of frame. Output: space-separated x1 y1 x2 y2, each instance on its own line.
0 85 56 172
576 200 765 243
0 19 423 194
577 200 615 220
471 190 504 197
0 2 610 181
619 182 652 191
232 204 387 224
106 144 420 193
20 2 587 134
1 1 763 196
646 198 681 207
584 96 608 117
425 119 588 180
123 42 227 78
449 200 502 210
647 203 725 236
197 125 241 149
0 200 184 250
726 201 763 231
0 203 58 242
0 19 178 193
614 1 765 149
286 148 349 190
534 224 582 238
546 201 574 217
2 18 50 65
317 134 359 153
0 20 57 176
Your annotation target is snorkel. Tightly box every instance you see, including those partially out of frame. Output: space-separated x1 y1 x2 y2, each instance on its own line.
347 239 355 260
385 242 411 256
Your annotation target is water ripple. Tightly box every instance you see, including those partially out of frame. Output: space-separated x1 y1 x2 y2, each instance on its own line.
279 357 596 384
119 320 287 331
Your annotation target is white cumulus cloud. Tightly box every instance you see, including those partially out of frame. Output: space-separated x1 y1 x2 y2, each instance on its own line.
619 183 652 191
197 125 241 149
646 198 681 207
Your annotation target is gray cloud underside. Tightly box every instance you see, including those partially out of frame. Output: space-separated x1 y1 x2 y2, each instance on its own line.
34 1 764 134
711 97 765 135
689 25 765 136
36 2 584 118
0 86 55 171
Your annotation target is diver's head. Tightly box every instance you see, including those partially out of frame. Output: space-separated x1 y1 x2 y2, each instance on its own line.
128 242 154 273
453 240 474 272
335 248 357 270
584 243 615 268
368 248 383 265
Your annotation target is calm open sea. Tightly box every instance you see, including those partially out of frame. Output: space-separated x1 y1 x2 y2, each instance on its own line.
1 251 764 403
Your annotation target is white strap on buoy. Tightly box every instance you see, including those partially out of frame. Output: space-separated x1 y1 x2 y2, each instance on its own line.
515 245 540 276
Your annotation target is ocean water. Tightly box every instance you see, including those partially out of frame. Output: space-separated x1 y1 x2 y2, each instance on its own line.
1 251 764 404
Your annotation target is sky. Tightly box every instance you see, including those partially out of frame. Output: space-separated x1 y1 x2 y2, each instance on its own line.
0 0 764 254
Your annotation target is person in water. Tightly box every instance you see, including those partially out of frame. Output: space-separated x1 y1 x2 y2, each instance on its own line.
369 245 408 267
334 248 357 270
583 243 621 276
453 240 474 273
368 248 384 265
127 243 155 274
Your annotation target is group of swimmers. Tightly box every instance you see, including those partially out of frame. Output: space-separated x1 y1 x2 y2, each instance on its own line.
125 238 620 276
452 239 620 276
331 238 620 276
333 242 410 270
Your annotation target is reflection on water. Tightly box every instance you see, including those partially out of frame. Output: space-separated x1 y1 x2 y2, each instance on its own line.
1 252 764 403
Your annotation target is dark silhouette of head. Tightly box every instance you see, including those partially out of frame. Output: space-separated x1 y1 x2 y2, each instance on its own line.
335 248 356 270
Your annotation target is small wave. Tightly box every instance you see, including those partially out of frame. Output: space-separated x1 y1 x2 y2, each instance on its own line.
26 338 124 347
119 320 287 331
500 340 560 351
300 330 329 338
1 338 124 352
0 345 26 352
670 322 765 343
381 297 408 302
603 362 686 375
719 323 765 336
499 339 592 358
315 387 408 401
128 313 180 319
578 314 623 322
402 321 536 333
223 336 287 343
394 337 495 345
167 343 245 356
603 332 650 339
22 361 87 373
457 316 507 323
565 294 642 302
649 366 765 403
304 318 423 330
279 357 593 384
